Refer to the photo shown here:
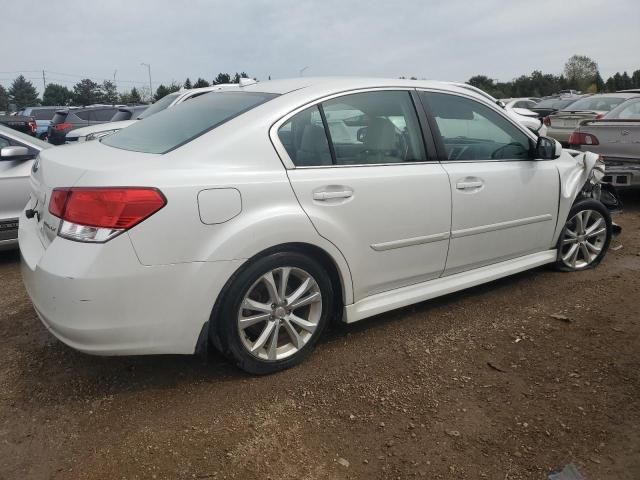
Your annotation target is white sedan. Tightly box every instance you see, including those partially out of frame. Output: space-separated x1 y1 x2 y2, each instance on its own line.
20 78 614 374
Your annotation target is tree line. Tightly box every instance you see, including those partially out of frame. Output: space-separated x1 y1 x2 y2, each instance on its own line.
0 72 252 111
467 55 640 99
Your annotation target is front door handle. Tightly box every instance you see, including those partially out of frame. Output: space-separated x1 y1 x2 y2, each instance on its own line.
456 180 483 190
313 190 353 201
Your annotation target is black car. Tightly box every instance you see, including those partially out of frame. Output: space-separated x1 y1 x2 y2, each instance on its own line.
529 96 582 118
0 114 37 136
47 106 122 145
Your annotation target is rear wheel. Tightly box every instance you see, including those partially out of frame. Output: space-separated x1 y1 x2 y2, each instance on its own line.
214 252 333 374
555 199 612 271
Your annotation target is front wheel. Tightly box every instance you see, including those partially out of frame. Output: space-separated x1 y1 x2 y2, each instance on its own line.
214 252 334 375
555 199 612 272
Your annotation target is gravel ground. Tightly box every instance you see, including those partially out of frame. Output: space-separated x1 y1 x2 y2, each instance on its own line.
1 194 639 480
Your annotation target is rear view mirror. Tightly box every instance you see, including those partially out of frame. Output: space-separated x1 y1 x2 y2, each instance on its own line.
0 146 33 161
535 136 562 160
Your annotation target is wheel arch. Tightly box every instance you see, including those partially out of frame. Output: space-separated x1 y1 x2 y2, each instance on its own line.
204 241 351 355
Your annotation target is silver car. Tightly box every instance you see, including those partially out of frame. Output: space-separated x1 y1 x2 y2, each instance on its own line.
546 93 639 144
0 125 51 250
570 97 640 188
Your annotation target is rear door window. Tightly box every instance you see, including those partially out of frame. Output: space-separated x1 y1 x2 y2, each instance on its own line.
33 109 57 120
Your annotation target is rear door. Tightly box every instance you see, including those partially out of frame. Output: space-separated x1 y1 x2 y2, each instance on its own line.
276 89 452 301
419 90 559 275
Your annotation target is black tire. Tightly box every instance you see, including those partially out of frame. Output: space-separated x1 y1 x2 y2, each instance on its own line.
212 252 334 375
555 199 612 272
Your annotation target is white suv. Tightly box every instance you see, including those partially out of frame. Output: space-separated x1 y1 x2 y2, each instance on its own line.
20 78 613 374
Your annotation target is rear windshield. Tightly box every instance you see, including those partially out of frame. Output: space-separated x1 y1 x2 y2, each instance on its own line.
535 98 576 109
562 96 627 112
137 92 180 120
33 108 57 120
51 111 68 124
110 109 133 122
102 91 278 154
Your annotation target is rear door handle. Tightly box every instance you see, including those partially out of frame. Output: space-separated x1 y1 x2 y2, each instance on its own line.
456 180 483 190
313 190 353 201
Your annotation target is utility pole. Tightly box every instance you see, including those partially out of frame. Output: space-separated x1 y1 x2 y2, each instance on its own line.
113 70 117 90
140 63 152 102
42 70 46 95
299 66 309 77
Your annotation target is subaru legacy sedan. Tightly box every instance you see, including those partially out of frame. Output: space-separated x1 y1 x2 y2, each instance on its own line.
20 78 614 374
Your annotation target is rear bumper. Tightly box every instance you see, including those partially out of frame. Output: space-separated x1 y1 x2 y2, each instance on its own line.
19 211 244 355
602 162 640 188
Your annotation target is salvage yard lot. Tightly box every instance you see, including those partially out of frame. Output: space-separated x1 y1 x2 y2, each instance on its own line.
1 194 639 480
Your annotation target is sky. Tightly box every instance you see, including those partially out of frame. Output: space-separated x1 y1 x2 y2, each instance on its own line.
2 0 639 95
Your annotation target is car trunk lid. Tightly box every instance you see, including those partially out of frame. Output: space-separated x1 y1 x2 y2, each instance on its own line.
551 110 602 129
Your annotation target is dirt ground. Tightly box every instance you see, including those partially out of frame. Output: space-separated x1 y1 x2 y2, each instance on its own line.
1 194 639 480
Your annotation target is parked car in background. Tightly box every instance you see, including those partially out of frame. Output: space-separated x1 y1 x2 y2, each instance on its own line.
19 106 70 139
531 96 582 118
63 85 238 143
47 105 123 145
569 96 640 188
65 105 148 143
0 113 37 136
0 124 50 250
19 77 616 374
447 83 547 135
546 93 639 144
503 98 541 110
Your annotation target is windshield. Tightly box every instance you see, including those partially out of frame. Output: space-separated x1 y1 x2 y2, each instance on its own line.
562 96 627 112
136 92 181 119
102 91 278 154
110 109 133 122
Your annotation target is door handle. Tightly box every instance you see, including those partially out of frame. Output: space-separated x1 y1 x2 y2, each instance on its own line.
312 190 353 201
456 180 483 190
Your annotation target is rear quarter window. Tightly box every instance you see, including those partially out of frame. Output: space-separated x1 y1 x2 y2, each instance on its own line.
103 91 277 154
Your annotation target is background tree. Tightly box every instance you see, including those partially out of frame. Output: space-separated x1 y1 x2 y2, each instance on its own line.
564 55 598 92
184 78 192 89
213 73 231 85
232 72 249 83
193 77 210 88
73 78 102 106
120 87 142 104
0 85 9 112
101 80 119 104
8 75 39 110
42 83 74 106
153 82 181 101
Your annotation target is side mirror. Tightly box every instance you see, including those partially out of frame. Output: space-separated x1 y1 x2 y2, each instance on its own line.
534 136 562 160
0 146 33 161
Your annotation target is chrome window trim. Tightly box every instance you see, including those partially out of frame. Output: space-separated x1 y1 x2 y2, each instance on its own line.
268 87 439 170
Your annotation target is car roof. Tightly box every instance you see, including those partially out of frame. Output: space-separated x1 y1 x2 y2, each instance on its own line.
240 77 492 103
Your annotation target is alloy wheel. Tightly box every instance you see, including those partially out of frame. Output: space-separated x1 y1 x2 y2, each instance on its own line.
560 209 607 270
237 267 323 361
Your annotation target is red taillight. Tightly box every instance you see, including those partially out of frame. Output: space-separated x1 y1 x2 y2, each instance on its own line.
595 113 605 120
543 116 551 126
53 122 73 131
568 132 600 146
28 119 37 134
49 187 166 229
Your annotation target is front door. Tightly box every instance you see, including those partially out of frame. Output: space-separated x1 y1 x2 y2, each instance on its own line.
278 90 452 301
419 91 559 275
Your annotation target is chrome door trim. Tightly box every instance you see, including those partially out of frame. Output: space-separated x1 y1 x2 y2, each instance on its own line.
370 232 450 251
451 214 553 239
